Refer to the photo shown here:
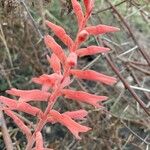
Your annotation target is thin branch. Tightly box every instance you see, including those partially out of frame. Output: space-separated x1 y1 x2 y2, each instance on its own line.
19 0 43 40
95 36 150 116
0 110 13 150
0 24 13 68
105 0 150 66
93 0 127 15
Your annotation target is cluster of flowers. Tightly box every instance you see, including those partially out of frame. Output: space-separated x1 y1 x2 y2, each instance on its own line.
0 0 119 149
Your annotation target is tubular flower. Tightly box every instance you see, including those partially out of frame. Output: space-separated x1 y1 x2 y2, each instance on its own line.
76 46 110 57
45 20 74 49
6 88 51 102
49 110 91 139
0 0 119 149
70 69 117 85
62 89 107 108
4 109 31 137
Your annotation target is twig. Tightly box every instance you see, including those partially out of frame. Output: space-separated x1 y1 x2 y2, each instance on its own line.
128 66 150 100
121 121 150 145
0 24 13 68
130 86 150 93
129 63 150 75
105 0 150 66
93 0 127 15
117 46 138 57
19 0 43 39
0 110 13 150
95 36 150 116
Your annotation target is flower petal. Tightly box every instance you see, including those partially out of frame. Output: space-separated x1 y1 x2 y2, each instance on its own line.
32 73 62 88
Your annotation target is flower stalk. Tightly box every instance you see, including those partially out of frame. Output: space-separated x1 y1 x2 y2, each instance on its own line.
0 0 119 149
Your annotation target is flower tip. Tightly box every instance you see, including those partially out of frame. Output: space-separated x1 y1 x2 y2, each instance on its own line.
114 27 120 32
45 20 49 25
111 77 117 85
45 20 52 27
104 47 110 52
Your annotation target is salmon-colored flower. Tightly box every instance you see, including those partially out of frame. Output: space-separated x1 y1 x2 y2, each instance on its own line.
49 110 91 139
0 96 43 117
76 30 89 46
47 109 88 123
76 46 110 57
44 35 67 63
85 25 120 35
71 0 84 28
83 0 94 17
62 89 107 108
32 73 62 88
4 109 31 137
70 69 117 85
45 20 74 49
6 88 50 102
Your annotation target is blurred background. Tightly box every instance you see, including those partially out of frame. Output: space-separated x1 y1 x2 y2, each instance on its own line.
0 0 150 149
